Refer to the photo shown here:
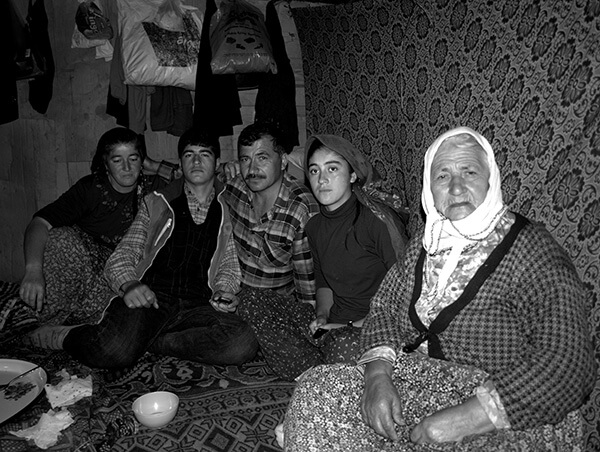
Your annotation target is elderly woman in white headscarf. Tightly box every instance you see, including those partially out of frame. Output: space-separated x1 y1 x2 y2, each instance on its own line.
280 127 596 451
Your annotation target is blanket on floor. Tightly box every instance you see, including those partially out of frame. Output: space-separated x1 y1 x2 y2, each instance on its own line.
0 282 292 451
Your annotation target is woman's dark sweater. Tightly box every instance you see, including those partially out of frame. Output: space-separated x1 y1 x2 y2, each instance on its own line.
305 193 397 323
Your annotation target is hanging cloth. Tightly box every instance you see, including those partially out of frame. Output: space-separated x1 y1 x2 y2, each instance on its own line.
1 0 18 124
193 0 241 137
150 86 193 137
27 0 55 114
255 0 299 151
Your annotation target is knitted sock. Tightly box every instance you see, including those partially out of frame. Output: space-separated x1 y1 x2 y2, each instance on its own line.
25 325 76 350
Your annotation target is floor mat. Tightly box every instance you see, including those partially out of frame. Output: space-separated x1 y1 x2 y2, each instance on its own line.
0 281 293 451
111 382 293 452
104 353 294 452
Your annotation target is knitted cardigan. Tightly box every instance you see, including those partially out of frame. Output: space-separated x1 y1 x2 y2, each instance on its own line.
360 215 596 430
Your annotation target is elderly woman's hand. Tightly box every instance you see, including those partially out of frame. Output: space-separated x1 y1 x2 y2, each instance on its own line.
410 396 495 444
360 360 405 441
20 266 46 312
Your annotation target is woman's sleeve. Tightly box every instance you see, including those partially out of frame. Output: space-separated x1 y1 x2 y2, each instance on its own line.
489 225 596 429
359 255 413 355
370 214 399 270
306 224 327 290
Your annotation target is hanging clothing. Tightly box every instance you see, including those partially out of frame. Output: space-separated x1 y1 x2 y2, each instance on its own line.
2 0 55 123
106 29 150 134
255 0 299 151
27 0 55 114
192 0 241 137
150 87 193 137
1 0 18 124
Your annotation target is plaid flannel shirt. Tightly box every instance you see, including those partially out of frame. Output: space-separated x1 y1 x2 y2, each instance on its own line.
221 173 319 304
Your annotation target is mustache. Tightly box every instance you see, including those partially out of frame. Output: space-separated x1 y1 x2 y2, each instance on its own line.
245 174 266 180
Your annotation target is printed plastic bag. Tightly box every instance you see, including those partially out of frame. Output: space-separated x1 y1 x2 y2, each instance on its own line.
75 0 113 40
71 0 114 61
118 0 203 89
210 0 277 75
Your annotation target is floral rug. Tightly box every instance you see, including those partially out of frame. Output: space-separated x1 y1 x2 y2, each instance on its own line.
0 282 293 451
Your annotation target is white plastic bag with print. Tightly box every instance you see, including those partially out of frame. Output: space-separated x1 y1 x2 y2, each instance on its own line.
118 0 203 89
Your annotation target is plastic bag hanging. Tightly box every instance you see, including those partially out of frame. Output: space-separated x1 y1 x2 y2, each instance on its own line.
75 0 113 40
209 0 277 75
118 0 203 89
153 0 185 32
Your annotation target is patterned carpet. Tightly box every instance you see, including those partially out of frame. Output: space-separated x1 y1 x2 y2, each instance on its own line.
0 282 292 451
104 353 292 452
111 382 290 452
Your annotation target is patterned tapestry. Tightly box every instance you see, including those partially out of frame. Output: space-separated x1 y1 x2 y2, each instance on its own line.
293 0 600 449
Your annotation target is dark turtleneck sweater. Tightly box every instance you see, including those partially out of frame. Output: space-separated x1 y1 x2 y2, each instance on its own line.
305 193 397 323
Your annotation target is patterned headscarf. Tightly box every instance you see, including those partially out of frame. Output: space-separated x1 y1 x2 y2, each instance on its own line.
421 127 507 296
304 134 375 186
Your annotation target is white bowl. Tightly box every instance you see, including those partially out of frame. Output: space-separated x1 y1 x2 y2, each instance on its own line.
132 391 179 428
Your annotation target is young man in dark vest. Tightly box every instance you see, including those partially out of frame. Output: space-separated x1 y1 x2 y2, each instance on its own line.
29 129 258 369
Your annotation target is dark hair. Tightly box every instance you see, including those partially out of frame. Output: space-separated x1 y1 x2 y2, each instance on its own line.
307 141 355 176
238 122 288 155
305 140 322 168
177 128 221 159
90 127 145 177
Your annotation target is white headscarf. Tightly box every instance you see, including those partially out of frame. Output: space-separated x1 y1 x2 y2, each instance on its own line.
421 127 507 297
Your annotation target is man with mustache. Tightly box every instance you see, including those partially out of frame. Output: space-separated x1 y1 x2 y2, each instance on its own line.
28 129 258 369
210 122 320 380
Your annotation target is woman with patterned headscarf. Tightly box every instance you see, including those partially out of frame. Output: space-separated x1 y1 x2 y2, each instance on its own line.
280 127 596 451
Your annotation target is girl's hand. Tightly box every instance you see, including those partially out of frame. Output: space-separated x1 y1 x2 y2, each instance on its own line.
309 315 328 334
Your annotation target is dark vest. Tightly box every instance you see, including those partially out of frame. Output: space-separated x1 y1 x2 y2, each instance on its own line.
142 192 221 301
